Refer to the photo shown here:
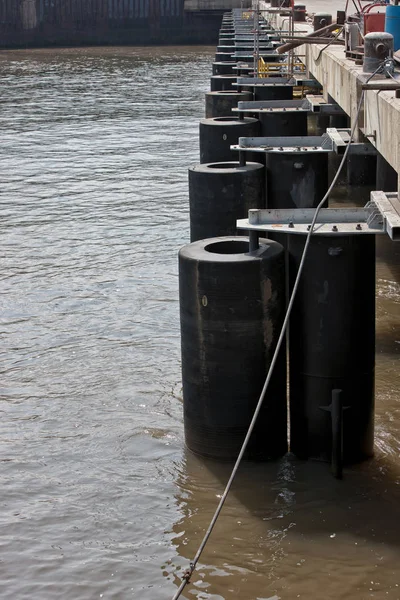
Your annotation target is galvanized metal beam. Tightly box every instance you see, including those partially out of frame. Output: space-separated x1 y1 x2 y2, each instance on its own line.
369 191 400 241
236 193 400 240
303 94 346 114
232 130 377 156
326 128 378 155
233 98 347 115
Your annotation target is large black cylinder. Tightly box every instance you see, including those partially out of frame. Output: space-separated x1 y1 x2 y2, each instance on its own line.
329 113 350 129
212 61 235 75
259 109 308 137
217 45 238 52
215 52 235 62
252 84 293 102
288 234 375 464
316 113 330 135
265 150 328 209
218 38 235 46
210 75 238 91
205 91 253 118
347 154 377 186
188 161 265 242
180 236 287 460
376 153 398 191
200 116 260 163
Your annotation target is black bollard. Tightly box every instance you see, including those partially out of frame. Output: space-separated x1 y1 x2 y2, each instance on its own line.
313 12 332 30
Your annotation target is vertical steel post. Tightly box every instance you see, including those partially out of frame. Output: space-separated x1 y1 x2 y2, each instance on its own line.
331 389 344 479
249 230 260 252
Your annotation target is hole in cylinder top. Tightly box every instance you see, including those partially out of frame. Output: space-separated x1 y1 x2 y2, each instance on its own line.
207 162 240 169
212 117 239 122
205 240 250 254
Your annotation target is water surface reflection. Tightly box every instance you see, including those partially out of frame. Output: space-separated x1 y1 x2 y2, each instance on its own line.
0 45 399 600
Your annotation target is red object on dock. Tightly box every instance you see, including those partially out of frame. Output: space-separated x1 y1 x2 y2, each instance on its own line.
363 3 387 35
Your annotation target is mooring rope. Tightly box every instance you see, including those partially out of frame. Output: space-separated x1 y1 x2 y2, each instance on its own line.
171 90 366 600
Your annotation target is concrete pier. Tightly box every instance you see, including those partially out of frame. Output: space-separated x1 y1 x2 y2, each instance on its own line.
260 0 400 204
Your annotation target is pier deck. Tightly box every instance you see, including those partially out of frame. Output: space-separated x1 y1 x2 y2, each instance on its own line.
260 0 400 201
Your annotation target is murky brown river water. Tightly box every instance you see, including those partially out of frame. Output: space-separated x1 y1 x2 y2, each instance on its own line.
0 45 399 600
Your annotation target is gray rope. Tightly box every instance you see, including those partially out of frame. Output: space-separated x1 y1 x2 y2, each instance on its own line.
171 90 366 600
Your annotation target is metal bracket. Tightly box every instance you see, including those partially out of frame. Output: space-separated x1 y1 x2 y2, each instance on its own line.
303 95 347 114
325 128 378 155
233 99 309 114
232 44 275 52
232 133 334 154
232 51 283 60
234 32 289 39
235 76 295 86
233 97 347 115
236 193 400 240
368 191 400 241
237 207 381 236
232 130 377 156
230 43 277 49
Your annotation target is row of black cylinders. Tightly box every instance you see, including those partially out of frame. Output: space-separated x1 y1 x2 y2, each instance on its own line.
179 10 376 469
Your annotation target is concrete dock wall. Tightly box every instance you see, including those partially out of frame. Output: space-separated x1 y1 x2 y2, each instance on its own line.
262 1 400 195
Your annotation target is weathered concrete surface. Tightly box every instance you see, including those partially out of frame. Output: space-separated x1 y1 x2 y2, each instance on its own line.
260 0 400 194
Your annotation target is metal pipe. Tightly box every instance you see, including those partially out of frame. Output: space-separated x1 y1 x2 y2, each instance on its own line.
276 22 339 53
279 36 344 44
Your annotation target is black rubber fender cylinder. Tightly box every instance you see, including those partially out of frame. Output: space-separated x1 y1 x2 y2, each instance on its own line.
199 116 260 164
179 236 287 460
215 51 235 62
259 108 308 137
218 38 235 47
212 61 235 75
188 161 265 242
265 151 329 209
253 84 293 102
205 91 253 118
210 75 238 91
288 234 376 464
